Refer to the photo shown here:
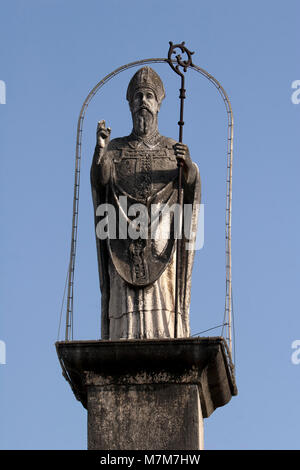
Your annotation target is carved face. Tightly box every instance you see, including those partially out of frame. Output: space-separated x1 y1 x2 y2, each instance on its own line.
130 87 160 136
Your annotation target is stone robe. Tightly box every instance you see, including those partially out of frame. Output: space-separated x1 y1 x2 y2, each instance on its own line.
91 132 201 340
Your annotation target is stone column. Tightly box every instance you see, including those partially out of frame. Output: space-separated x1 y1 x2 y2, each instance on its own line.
56 337 237 450
86 373 204 450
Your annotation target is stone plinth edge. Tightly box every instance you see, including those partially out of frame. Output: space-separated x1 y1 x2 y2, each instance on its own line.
55 336 237 418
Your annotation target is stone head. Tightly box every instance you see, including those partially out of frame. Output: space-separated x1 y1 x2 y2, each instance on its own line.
126 67 165 135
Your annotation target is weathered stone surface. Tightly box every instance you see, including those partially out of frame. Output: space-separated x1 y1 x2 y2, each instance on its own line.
56 337 237 450
87 383 203 450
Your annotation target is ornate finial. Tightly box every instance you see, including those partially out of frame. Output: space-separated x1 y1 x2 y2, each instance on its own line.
167 41 195 77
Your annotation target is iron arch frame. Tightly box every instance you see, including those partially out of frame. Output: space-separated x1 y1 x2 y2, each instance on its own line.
63 58 234 358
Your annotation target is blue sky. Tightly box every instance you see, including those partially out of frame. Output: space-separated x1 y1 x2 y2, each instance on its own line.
0 0 299 449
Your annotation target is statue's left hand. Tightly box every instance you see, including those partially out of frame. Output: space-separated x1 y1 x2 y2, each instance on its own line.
174 143 194 181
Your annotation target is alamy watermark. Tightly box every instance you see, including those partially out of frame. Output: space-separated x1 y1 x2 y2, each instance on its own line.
291 80 300 104
0 80 6 104
0 340 6 365
95 198 204 250
291 340 300 365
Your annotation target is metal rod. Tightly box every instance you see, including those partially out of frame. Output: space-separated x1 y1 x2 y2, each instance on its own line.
174 74 185 338
167 41 194 338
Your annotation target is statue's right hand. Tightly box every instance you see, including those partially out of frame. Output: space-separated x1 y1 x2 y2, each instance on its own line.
96 120 111 150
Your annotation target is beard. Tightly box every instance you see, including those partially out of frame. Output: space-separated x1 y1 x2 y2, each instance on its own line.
132 108 156 135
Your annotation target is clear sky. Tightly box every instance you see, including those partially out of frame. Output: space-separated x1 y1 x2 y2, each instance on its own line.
0 0 299 450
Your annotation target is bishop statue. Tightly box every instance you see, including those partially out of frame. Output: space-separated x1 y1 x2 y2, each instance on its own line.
90 66 201 340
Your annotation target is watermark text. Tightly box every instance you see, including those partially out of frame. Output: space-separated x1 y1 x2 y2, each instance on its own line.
95 198 204 251
0 80 6 104
291 80 300 104
291 340 300 365
0 340 6 365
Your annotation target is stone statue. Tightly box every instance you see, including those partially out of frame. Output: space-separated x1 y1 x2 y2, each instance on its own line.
90 66 201 340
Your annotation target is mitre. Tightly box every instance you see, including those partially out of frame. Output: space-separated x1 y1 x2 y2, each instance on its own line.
126 66 165 104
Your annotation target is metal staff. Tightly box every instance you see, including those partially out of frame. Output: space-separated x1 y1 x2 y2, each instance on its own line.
167 41 194 338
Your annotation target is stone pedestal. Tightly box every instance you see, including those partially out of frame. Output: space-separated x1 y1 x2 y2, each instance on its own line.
56 337 237 450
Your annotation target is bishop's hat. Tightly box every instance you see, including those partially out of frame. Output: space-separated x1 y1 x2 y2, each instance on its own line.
126 67 165 104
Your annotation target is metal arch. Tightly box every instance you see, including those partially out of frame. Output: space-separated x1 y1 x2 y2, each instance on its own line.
64 58 234 359
189 64 234 357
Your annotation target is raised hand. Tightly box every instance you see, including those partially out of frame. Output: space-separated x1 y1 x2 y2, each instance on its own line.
97 120 111 150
